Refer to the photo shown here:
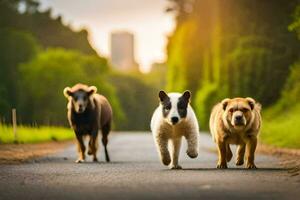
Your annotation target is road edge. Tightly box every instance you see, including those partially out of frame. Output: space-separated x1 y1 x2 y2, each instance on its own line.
0 140 74 164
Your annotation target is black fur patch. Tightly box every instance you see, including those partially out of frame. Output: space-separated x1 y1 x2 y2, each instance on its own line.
72 90 88 102
71 105 97 135
177 96 189 118
161 98 171 118
159 91 171 118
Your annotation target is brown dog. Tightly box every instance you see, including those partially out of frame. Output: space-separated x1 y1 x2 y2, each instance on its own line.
63 84 112 163
209 97 261 169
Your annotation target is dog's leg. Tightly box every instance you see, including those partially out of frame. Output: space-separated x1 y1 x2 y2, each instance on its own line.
89 133 98 162
170 137 182 169
217 140 227 169
102 134 109 162
75 134 85 163
184 130 199 159
88 138 93 155
154 133 171 166
226 144 233 162
236 143 246 166
102 122 111 162
245 135 257 169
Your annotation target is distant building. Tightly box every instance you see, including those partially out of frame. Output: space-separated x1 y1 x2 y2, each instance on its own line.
110 31 139 71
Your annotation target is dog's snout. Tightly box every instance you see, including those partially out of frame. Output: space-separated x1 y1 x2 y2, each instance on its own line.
78 104 84 112
234 115 244 126
171 117 179 124
235 115 243 121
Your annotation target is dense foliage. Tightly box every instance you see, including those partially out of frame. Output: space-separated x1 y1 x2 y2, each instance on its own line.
109 73 158 130
0 0 158 130
0 28 39 121
166 0 300 129
261 62 300 148
18 48 123 126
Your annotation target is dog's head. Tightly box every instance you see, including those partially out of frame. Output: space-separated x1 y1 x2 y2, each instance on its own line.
221 97 258 130
158 90 191 125
63 84 97 113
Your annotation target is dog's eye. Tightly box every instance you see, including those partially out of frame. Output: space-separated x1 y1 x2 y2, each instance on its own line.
229 108 234 113
164 105 171 111
242 108 249 112
178 107 185 112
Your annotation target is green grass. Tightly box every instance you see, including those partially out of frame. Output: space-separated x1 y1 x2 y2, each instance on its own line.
0 125 74 144
261 103 300 149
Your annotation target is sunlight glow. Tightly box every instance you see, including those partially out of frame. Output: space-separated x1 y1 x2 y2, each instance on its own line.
39 0 175 72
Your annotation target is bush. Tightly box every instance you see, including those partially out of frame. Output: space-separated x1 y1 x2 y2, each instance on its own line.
18 48 124 126
263 62 300 118
194 82 228 130
280 62 300 106
260 62 300 148
261 104 300 148
109 72 157 130
224 36 294 106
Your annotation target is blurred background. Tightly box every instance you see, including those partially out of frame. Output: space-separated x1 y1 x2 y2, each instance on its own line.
0 0 299 148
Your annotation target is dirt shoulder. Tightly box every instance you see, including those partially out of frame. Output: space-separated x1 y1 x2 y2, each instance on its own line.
258 144 300 178
0 140 74 164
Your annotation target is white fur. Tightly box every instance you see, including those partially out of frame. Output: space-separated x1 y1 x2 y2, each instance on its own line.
150 93 200 169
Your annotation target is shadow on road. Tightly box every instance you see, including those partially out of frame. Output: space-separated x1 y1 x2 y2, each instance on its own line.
181 167 289 171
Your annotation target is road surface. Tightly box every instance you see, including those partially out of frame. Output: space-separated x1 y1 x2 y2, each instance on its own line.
0 132 299 200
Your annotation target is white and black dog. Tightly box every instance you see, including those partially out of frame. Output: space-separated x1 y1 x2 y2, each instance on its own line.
150 90 199 169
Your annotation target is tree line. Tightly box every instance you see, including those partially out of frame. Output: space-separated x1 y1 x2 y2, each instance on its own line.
166 0 300 129
0 0 162 130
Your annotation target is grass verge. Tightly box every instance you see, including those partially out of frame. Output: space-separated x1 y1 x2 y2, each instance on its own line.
261 104 300 149
0 125 74 144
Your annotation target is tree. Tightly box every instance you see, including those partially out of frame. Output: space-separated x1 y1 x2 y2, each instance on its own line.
166 0 300 129
0 28 39 121
0 0 97 55
18 48 123 126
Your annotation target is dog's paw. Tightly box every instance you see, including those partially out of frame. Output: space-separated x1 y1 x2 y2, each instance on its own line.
186 149 198 159
236 159 244 166
161 155 171 166
170 164 182 170
75 159 85 163
246 163 257 169
217 162 228 169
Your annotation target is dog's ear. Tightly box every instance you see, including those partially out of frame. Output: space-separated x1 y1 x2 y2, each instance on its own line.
63 87 73 98
88 86 97 96
221 98 230 110
255 102 262 112
158 90 168 102
182 90 191 102
246 97 256 110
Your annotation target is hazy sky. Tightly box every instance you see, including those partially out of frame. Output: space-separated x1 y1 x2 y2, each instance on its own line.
39 0 175 72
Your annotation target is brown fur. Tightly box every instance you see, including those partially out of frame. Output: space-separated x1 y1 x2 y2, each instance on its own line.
209 97 262 169
63 83 112 163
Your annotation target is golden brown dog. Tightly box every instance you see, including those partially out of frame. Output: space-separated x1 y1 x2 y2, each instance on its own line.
209 97 261 169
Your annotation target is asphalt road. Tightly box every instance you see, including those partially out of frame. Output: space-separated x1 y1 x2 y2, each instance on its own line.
0 132 299 200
